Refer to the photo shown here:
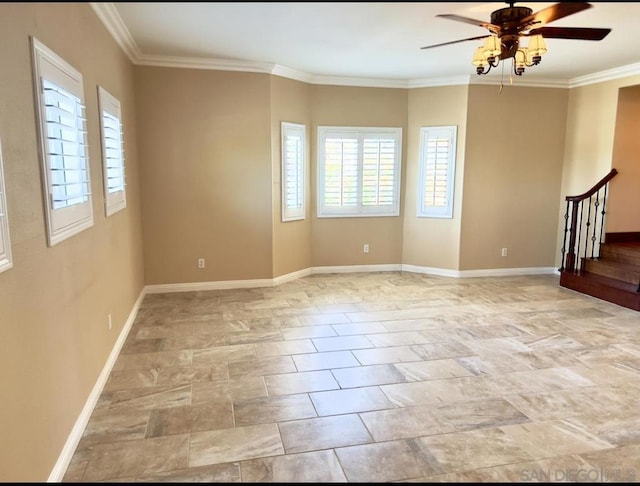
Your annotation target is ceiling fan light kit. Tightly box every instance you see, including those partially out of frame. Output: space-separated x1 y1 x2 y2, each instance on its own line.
422 1 611 78
472 33 546 76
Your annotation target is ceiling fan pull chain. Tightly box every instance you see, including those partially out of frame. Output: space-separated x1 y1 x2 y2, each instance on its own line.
510 58 515 85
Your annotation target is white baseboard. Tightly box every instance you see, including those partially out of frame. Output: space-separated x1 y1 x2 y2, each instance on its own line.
143 264 558 294
144 278 274 294
401 264 459 278
48 288 146 482
273 267 312 285
144 265 404 293
311 264 402 274
457 266 558 277
401 264 556 278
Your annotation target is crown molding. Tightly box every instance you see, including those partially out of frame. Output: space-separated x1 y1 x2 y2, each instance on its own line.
135 55 411 88
469 76 570 89
569 62 640 88
271 65 315 84
90 2 141 62
307 75 409 89
91 2 640 91
408 75 471 88
135 54 276 74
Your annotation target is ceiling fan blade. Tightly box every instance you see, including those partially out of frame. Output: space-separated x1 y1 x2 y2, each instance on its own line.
436 14 501 33
521 2 592 27
421 35 490 50
528 27 611 41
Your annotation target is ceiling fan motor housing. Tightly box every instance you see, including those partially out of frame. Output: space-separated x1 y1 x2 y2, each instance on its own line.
490 6 533 27
491 6 534 59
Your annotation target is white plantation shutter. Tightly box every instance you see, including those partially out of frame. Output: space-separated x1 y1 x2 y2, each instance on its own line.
418 126 457 218
43 80 89 211
0 138 12 274
318 127 402 217
362 137 396 207
32 38 93 246
324 136 358 208
98 87 127 216
281 122 306 221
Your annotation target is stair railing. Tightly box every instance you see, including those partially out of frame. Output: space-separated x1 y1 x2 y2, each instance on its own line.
560 168 618 273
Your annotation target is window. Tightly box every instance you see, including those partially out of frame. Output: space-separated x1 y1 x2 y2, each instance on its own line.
318 126 402 217
98 86 126 216
31 38 93 246
0 138 12 274
417 126 457 219
281 122 305 222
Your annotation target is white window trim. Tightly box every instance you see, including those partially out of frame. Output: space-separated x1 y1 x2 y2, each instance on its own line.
417 125 457 219
98 86 127 217
0 138 13 274
281 121 306 222
317 126 402 218
31 37 93 246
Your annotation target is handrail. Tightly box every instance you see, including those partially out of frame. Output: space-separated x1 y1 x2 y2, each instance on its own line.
565 168 618 202
560 168 618 273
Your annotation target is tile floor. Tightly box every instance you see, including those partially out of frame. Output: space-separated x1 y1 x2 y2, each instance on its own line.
63 272 640 482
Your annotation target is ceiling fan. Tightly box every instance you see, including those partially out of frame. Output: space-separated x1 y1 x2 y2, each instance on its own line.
421 2 611 76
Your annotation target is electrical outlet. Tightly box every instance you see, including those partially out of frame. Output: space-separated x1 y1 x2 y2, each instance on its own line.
501 248 508 257
198 258 205 268
108 314 112 331
364 244 369 253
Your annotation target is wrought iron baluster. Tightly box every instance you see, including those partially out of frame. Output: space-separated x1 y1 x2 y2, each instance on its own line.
560 200 570 272
576 201 584 273
599 183 608 252
591 190 600 259
560 169 617 278
584 196 593 267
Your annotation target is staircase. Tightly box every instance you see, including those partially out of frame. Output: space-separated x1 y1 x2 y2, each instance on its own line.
560 232 640 311
558 169 640 311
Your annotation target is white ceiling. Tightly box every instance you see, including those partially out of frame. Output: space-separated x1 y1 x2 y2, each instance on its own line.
99 2 640 87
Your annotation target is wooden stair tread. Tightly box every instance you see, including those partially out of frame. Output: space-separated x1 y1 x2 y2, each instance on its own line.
575 270 639 292
608 242 640 248
603 242 640 252
582 256 640 285
604 232 640 244
560 270 640 311
586 258 640 272
599 242 640 266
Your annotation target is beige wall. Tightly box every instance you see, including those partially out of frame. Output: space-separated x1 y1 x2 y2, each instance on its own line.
134 67 273 283
270 76 312 277
606 85 640 232
310 85 408 267
4 6 640 480
460 85 568 270
555 74 640 265
403 85 469 270
0 3 144 481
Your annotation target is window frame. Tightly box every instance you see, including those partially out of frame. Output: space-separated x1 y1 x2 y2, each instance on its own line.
417 125 457 219
281 121 306 222
98 86 127 217
317 126 402 218
0 138 13 274
31 37 93 246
